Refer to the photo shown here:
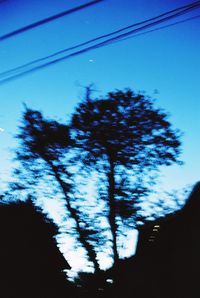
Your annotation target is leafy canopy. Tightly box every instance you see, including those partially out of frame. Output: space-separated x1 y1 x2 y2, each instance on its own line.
71 89 182 169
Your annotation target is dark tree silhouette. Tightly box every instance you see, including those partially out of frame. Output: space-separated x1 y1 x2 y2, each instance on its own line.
0 197 73 298
15 107 101 273
12 87 182 281
70 88 182 265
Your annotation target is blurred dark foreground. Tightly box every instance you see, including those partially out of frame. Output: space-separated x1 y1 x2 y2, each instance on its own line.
0 182 199 298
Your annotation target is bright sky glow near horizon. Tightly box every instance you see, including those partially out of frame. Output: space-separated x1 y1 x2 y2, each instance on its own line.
0 0 200 274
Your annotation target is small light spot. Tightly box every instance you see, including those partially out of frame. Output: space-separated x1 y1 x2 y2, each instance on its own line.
106 279 114 284
89 59 94 63
0 127 4 132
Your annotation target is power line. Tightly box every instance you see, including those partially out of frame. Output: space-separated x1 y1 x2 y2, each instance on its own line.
1 5 199 83
116 14 200 44
0 0 103 42
2 0 200 79
1 1 200 80
0 2 200 84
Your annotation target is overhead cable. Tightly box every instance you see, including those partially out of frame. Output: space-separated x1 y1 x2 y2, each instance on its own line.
0 0 103 42
1 1 200 81
0 2 200 84
116 14 200 44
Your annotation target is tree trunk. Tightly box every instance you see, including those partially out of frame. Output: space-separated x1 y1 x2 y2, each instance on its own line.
107 157 119 266
45 158 101 273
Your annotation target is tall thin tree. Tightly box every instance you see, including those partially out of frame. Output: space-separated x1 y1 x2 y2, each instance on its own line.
70 88 182 265
15 107 101 273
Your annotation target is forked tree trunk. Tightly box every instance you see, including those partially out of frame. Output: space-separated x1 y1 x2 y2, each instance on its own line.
46 158 101 273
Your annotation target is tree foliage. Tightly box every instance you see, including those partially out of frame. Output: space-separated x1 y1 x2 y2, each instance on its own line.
71 89 181 168
70 88 182 263
13 88 182 275
15 107 101 273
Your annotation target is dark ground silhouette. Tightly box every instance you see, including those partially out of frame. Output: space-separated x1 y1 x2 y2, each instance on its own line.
76 182 200 298
1 182 199 297
0 199 74 298
111 182 200 298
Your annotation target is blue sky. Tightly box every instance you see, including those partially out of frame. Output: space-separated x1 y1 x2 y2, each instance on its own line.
0 0 200 272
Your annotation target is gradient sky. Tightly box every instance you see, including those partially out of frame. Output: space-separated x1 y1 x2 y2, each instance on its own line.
0 0 200 272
